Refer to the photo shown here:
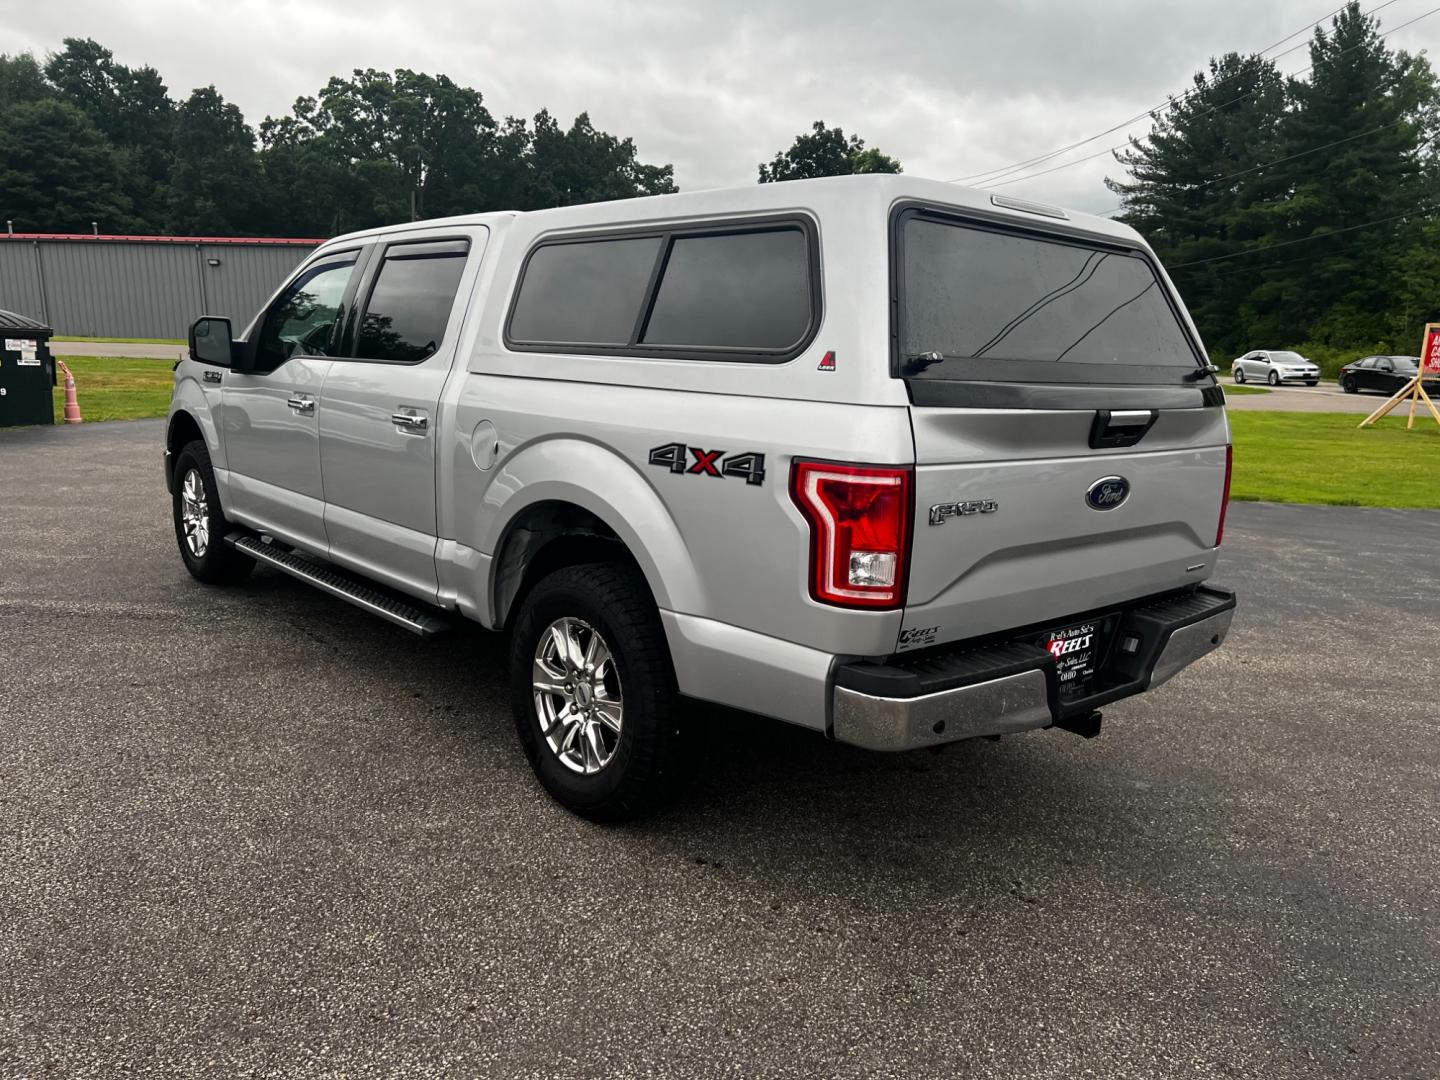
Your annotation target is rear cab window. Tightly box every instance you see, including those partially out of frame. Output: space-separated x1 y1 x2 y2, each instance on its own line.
352 239 470 363
505 219 819 362
891 208 1209 405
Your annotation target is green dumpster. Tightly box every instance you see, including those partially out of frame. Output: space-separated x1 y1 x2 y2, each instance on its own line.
0 309 56 427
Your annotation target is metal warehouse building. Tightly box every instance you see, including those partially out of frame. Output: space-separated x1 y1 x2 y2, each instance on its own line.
0 233 321 340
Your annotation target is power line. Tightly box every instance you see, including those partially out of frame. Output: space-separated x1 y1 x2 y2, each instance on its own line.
948 0 1407 187
1167 202 1439 268
972 3 1439 193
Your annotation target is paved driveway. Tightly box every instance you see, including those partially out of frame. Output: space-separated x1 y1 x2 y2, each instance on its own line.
1223 380 1404 414
49 340 186 360
1 421 1436 1079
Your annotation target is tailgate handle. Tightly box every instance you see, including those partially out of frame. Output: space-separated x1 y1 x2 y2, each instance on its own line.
1089 409 1158 449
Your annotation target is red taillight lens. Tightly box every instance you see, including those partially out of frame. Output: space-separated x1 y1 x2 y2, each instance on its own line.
1215 443 1233 547
790 460 913 609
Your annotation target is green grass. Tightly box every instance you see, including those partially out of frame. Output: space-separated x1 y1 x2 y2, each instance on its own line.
1230 411 1440 508
52 355 173 423
1224 384 1272 396
52 335 185 345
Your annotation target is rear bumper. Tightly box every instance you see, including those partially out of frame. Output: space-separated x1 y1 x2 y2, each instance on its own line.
831 585 1235 752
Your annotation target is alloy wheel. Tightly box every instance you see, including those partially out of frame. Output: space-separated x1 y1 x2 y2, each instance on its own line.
532 617 623 775
180 468 210 558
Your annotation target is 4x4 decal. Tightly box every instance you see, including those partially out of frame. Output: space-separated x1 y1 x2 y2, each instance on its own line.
648 442 766 486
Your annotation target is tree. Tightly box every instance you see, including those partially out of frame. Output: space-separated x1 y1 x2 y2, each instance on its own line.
519 109 676 209
43 38 174 230
0 98 135 232
1253 2 1439 344
0 53 52 109
167 86 265 235
1109 52 1288 353
758 121 901 182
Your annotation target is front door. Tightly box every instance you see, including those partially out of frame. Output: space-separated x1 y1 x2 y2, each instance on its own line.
221 250 361 554
318 233 483 600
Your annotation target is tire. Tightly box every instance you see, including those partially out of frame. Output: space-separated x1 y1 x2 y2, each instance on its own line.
1268 370 1281 386
509 561 702 820
1233 367 1246 384
1341 376 1357 393
171 439 254 585
1305 380 1319 387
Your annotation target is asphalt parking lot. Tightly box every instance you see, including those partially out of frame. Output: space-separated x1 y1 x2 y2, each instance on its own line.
2 420 1437 1080
1222 381 1393 413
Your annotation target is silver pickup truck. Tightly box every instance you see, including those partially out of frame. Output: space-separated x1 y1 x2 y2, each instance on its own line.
165 175 1235 819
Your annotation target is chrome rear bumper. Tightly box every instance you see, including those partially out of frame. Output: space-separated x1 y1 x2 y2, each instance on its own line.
831 587 1235 752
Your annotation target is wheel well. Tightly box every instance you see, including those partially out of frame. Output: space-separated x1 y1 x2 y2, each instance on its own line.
166 411 204 487
492 501 648 629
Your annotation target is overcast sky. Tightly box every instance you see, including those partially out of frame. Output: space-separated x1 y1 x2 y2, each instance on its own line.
2 0 1438 214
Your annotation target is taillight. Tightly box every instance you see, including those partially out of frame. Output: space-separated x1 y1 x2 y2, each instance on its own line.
790 460 913 609
1215 444 1233 547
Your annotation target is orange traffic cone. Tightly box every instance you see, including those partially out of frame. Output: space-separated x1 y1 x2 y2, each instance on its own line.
55 359 83 424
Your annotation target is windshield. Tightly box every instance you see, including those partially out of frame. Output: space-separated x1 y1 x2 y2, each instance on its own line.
896 213 1202 386
1271 352 1307 363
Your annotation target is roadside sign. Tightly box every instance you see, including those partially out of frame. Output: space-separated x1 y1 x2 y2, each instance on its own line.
1425 325 1440 376
1359 321 1440 430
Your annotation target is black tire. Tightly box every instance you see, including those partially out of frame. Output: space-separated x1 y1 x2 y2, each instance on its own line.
509 562 701 820
171 439 254 585
1305 380 1319 387
1233 367 1246 384
1268 370 1281 386
1341 375 1358 394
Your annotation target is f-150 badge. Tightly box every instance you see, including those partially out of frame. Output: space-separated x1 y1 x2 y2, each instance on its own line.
928 500 998 526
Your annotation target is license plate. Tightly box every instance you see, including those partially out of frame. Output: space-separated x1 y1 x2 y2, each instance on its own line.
1040 622 1100 697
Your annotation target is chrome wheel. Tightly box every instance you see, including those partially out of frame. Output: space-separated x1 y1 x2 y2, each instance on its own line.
180 467 210 558
532 617 623 775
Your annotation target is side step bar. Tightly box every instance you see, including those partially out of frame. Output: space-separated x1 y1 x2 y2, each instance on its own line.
227 533 449 637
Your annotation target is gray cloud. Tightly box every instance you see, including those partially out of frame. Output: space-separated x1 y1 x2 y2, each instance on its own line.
3 0 1437 213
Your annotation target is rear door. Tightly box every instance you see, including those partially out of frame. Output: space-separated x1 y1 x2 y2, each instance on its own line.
892 209 1228 651
318 229 486 601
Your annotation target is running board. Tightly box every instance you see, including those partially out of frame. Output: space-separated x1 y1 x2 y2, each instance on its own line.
227 533 450 637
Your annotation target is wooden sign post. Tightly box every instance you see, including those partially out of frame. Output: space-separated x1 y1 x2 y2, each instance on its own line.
1358 322 1440 429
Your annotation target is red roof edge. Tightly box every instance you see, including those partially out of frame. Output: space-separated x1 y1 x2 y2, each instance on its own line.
0 232 323 246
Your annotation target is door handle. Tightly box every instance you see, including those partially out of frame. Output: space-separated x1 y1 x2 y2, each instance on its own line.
391 410 428 433
286 395 315 415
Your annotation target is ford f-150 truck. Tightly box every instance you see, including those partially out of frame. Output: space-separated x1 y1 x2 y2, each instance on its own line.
165 175 1235 819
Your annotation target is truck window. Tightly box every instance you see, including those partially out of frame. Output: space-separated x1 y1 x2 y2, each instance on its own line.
895 212 1202 386
509 236 662 346
640 228 810 350
355 240 470 363
506 219 817 360
255 254 357 372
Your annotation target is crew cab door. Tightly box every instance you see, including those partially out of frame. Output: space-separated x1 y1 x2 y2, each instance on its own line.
317 230 486 601
893 209 1230 652
221 249 361 554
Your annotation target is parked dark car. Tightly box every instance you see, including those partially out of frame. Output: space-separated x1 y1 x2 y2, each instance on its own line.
1338 355 1440 395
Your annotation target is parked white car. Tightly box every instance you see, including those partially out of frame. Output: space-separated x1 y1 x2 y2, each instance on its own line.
1231 350 1321 386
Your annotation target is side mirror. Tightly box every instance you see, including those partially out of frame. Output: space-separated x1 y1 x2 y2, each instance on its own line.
190 316 233 367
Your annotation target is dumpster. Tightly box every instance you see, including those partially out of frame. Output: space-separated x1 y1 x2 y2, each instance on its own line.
0 309 56 428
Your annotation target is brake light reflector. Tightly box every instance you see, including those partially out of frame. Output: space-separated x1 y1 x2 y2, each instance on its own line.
1215 444 1233 547
790 460 913 608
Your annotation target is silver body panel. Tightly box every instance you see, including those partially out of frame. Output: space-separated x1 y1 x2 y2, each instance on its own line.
167 175 1231 740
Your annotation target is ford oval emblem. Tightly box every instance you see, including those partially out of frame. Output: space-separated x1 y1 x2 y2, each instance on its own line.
1086 476 1130 511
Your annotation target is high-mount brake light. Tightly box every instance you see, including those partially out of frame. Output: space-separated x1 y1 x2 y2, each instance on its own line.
790 460 913 609
1216 444 1233 547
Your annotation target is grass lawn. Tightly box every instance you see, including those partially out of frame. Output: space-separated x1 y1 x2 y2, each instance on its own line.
52 355 173 423
1229 411 1440 508
1225 384 1272 396
53 335 186 346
